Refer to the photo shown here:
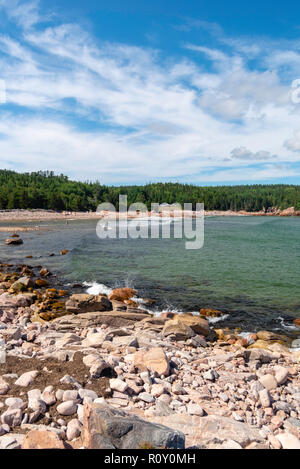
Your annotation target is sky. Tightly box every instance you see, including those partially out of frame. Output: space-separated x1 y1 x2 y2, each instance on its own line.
1 1 300 185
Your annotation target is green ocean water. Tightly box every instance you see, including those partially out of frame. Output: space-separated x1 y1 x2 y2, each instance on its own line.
0 216 300 335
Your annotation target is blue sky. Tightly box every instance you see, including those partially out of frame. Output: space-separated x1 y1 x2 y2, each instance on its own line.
1 0 300 185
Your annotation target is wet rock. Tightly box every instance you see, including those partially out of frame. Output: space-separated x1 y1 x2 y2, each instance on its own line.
108 288 137 302
5 238 23 245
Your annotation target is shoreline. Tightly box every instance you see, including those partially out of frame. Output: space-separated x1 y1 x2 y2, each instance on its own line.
0 207 299 223
0 259 299 449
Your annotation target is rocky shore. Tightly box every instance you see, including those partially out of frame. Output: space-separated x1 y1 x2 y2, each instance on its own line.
0 206 300 224
0 260 300 450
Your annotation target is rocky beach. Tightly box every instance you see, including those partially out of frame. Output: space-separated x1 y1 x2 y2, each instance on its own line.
0 241 300 450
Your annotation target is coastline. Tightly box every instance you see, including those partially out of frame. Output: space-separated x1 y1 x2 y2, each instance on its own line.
0 258 299 449
0 206 300 223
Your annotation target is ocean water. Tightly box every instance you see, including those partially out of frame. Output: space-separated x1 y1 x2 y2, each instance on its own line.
0 216 300 335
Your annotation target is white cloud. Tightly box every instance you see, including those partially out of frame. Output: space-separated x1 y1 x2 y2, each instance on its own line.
230 147 277 161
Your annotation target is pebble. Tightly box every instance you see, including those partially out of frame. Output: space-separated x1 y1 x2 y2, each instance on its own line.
56 401 78 416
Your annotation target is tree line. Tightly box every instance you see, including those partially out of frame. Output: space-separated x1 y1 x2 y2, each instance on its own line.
0 169 300 212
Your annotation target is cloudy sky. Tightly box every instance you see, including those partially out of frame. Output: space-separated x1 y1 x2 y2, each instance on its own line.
1 0 300 184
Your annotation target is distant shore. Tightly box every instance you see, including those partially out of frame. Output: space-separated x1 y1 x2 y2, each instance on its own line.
0 207 299 224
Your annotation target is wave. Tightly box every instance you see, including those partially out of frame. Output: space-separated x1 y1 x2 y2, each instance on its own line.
83 281 230 324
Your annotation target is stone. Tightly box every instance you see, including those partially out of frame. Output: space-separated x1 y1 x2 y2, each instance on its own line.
133 347 170 376
78 389 98 401
174 314 210 336
15 370 38 387
109 378 128 393
1 408 23 427
275 433 300 449
22 430 65 449
82 332 106 348
53 311 148 330
148 414 265 449
187 403 204 416
274 366 289 385
259 374 278 391
66 294 112 314
0 433 24 449
108 288 137 302
162 318 195 341
0 379 10 395
139 392 155 403
259 389 272 408
83 402 185 449
5 397 26 410
57 401 78 416
66 419 82 441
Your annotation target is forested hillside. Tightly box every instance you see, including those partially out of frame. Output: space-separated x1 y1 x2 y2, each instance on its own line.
0 170 300 212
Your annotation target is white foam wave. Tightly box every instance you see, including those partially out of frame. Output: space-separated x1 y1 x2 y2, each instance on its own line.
207 314 229 324
83 281 113 296
278 316 299 331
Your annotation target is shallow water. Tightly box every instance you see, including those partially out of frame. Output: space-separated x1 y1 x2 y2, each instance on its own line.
0 216 300 335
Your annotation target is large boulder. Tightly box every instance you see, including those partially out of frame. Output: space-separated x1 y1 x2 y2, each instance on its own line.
52 311 149 331
162 318 195 341
148 414 265 449
83 402 185 449
174 314 210 336
108 288 136 302
66 294 112 314
133 347 170 376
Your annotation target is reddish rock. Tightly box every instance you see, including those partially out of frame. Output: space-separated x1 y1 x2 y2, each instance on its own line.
108 288 137 302
22 430 66 449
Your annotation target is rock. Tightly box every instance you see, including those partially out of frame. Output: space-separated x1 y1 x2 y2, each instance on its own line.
52 311 149 331
0 433 24 449
200 308 224 318
108 288 137 302
78 389 98 401
221 440 243 449
6 238 23 245
40 268 51 277
174 314 210 336
66 294 112 314
0 379 10 395
82 332 106 348
148 414 264 448
162 318 195 341
275 433 300 449
63 390 79 402
112 336 139 348
109 378 128 393
66 419 82 441
259 374 278 391
15 370 39 387
139 392 155 403
259 389 272 408
187 403 204 416
186 336 207 348
293 318 300 327
1 408 23 427
22 430 66 449
60 250 69 255
83 402 185 449
133 347 170 376
5 397 26 410
274 366 289 385
57 401 78 416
